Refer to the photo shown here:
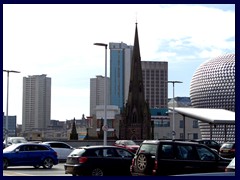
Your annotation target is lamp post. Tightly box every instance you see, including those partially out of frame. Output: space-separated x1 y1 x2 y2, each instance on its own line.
3 70 20 144
94 43 108 146
167 80 182 139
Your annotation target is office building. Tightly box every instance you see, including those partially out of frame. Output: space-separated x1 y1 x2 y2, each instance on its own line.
90 75 110 116
22 74 51 132
142 61 168 108
3 114 17 137
109 42 133 111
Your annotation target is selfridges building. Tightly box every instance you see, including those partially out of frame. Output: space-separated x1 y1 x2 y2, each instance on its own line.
190 54 235 143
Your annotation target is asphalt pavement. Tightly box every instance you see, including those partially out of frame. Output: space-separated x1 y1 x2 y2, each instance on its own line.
3 163 70 176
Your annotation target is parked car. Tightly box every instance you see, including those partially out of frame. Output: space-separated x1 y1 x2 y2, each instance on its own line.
225 157 235 172
41 141 75 161
3 143 58 169
3 137 28 147
219 142 235 158
190 139 221 152
64 145 134 176
114 140 140 153
130 139 231 176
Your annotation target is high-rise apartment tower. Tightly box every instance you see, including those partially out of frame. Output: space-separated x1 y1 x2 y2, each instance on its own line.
22 74 51 132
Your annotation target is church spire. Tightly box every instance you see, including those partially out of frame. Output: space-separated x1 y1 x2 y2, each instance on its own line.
128 22 144 103
120 23 151 140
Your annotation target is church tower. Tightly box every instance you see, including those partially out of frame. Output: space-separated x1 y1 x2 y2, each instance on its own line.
120 23 152 140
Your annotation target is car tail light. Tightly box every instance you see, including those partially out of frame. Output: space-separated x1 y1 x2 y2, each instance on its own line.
78 157 88 163
230 149 235 152
152 160 158 175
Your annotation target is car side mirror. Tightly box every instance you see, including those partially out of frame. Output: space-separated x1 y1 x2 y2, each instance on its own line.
15 149 20 153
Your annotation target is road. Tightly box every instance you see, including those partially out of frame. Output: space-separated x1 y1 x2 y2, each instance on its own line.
3 163 71 176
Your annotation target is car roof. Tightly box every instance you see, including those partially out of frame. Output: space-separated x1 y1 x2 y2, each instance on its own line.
42 141 67 143
8 137 26 139
222 142 235 144
10 142 49 147
142 139 199 145
77 145 129 149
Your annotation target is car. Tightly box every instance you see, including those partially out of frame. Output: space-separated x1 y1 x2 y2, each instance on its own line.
219 142 235 158
190 139 221 152
225 157 235 172
41 141 75 161
130 139 231 176
64 145 134 176
3 143 58 169
114 140 140 153
3 137 28 147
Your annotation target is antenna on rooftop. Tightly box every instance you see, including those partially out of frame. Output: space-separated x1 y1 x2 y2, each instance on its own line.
135 12 138 24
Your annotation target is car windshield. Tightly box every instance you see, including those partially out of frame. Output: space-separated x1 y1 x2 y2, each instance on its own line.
124 141 136 145
3 144 20 152
12 138 27 143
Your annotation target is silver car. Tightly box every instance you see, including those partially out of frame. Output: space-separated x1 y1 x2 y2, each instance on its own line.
3 137 28 147
41 141 75 161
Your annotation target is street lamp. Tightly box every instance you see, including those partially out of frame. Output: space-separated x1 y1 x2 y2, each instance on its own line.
94 43 108 146
3 70 20 143
167 80 182 139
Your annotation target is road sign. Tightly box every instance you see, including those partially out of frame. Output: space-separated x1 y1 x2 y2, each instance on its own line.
172 131 176 136
102 125 108 131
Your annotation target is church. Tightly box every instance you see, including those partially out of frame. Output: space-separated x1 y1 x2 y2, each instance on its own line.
119 23 152 140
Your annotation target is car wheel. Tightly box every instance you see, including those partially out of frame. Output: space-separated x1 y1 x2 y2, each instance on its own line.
3 158 8 170
91 168 104 176
136 153 148 172
42 158 54 169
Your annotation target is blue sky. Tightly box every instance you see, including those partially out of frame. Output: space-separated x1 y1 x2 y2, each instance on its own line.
3 4 235 124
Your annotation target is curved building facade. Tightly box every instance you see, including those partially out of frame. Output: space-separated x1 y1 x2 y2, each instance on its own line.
190 54 235 143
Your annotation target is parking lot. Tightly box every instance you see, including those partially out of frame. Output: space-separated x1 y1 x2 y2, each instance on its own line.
3 163 71 176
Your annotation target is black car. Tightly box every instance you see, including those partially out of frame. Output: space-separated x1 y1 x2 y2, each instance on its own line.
219 142 235 158
64 145 134 176
190 139 221 152
130 140 231 176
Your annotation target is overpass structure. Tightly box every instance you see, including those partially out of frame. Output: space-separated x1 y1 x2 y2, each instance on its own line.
169 107 235 142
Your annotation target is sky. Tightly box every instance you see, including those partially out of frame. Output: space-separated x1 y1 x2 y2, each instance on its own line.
3 4 235 124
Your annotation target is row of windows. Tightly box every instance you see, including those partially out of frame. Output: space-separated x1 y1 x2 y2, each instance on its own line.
154 120 199 128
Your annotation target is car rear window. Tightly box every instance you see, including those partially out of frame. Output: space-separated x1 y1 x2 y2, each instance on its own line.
68 148 86 156
221 143 235 149
138 144 157 155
